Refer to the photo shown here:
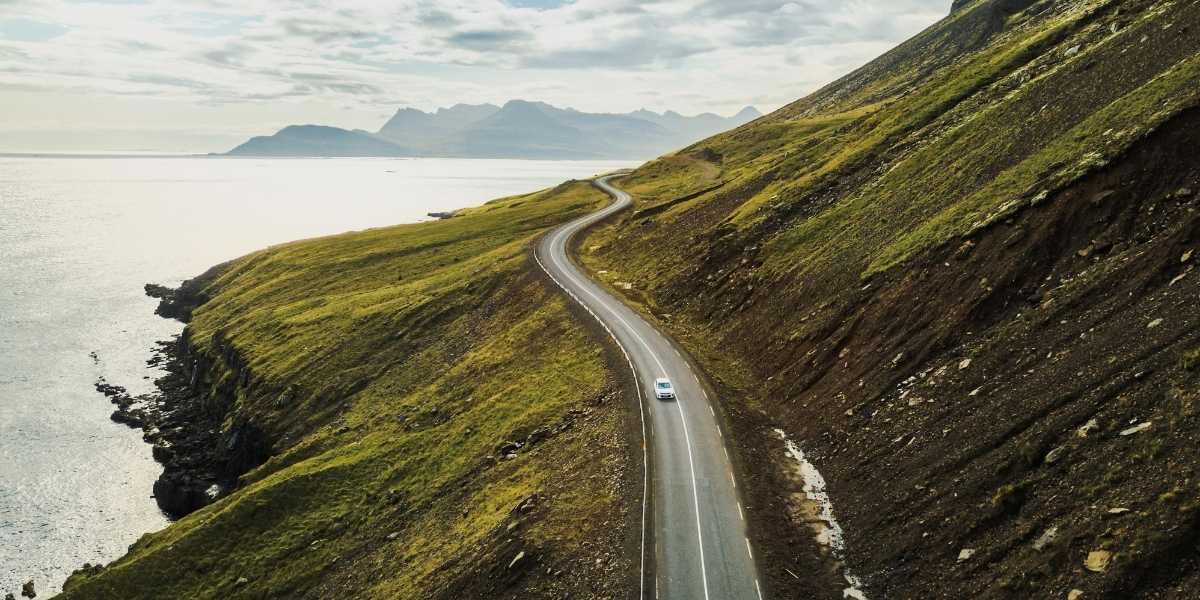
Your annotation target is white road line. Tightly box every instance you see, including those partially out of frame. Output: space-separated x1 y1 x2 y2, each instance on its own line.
756 579 764 600
709 405 715 417
738 502 745 521
745 538 754 559
673 399 712 600
630 355 648 600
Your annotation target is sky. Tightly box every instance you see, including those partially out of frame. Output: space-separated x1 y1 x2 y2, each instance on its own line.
0 0 952 152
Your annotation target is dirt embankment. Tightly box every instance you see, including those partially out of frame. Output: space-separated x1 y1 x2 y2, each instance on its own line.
743 106 1200 599
577 1 1200 595
590 101 1200 600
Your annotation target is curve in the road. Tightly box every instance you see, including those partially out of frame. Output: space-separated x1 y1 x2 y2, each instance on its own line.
534 175 762 600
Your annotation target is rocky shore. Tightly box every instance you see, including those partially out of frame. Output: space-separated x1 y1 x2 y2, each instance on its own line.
93 280 270 519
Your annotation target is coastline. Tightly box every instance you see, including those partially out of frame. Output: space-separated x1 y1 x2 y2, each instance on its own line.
93 275 268 520
54 177 639 599
0 155 635 598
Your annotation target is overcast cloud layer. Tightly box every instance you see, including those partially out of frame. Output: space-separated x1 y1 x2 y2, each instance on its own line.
0 0 950 152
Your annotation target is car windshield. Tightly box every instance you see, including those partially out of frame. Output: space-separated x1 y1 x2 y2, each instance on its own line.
657 382 671 389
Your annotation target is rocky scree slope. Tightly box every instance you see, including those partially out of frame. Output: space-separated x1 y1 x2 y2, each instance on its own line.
58 182 640 599
580 0 1200 598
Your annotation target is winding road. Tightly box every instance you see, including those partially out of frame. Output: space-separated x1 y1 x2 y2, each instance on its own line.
534 175 763 600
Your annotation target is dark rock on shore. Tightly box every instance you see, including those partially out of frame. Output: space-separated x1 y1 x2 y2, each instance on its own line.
109 408 146 428
153 472 214 517
91 338 223 518
89 276 274 520
144 262 227 323
144 283 204 322
140 333 271 519
20 580 34 598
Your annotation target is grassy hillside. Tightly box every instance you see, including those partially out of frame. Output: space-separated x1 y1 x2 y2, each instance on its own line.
59 182 639 599
581 0 1200 598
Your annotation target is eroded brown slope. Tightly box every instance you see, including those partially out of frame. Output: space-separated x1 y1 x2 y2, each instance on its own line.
581 0 1200 597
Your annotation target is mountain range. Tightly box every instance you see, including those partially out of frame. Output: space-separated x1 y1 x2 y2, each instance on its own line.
226 100 761 160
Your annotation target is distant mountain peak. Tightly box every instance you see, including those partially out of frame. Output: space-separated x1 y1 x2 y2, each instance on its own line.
277 124 344 137
436 103 500 116
735 106 763 119
231 99 765 159
500 99 538 109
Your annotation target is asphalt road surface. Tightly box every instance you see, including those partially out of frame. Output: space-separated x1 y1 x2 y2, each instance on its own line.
535 175 762 600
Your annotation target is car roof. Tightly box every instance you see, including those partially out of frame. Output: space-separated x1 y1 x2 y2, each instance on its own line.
655 378 671 384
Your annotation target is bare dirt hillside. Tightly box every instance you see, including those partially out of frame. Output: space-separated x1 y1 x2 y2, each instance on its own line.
581 0 1200 597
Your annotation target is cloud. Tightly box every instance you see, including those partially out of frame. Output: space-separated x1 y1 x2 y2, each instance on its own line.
0 0 952 138
445 28 531 52
522 33 716 69
417 7 461 29
201 42 254 66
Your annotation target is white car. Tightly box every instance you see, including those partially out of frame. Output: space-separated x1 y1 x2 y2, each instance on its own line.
654 378 676 400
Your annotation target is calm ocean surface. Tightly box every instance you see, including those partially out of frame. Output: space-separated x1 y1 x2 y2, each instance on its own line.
0 155 634 595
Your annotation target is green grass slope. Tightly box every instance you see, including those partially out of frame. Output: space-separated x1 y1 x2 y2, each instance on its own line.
59 182 639 599
582 0 1200 598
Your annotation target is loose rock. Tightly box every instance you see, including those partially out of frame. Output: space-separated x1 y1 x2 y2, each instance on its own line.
526 427 550 446
20 581 34 599
957 548 976 562
1068 590 1085 600
1147 318 1164 329
508 550 526 569
517 495 538 513
1085 550 1112 573
1077 419 1099 438
1033 526 1059 551
1120 422 1152 436
1044 446 1066 465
